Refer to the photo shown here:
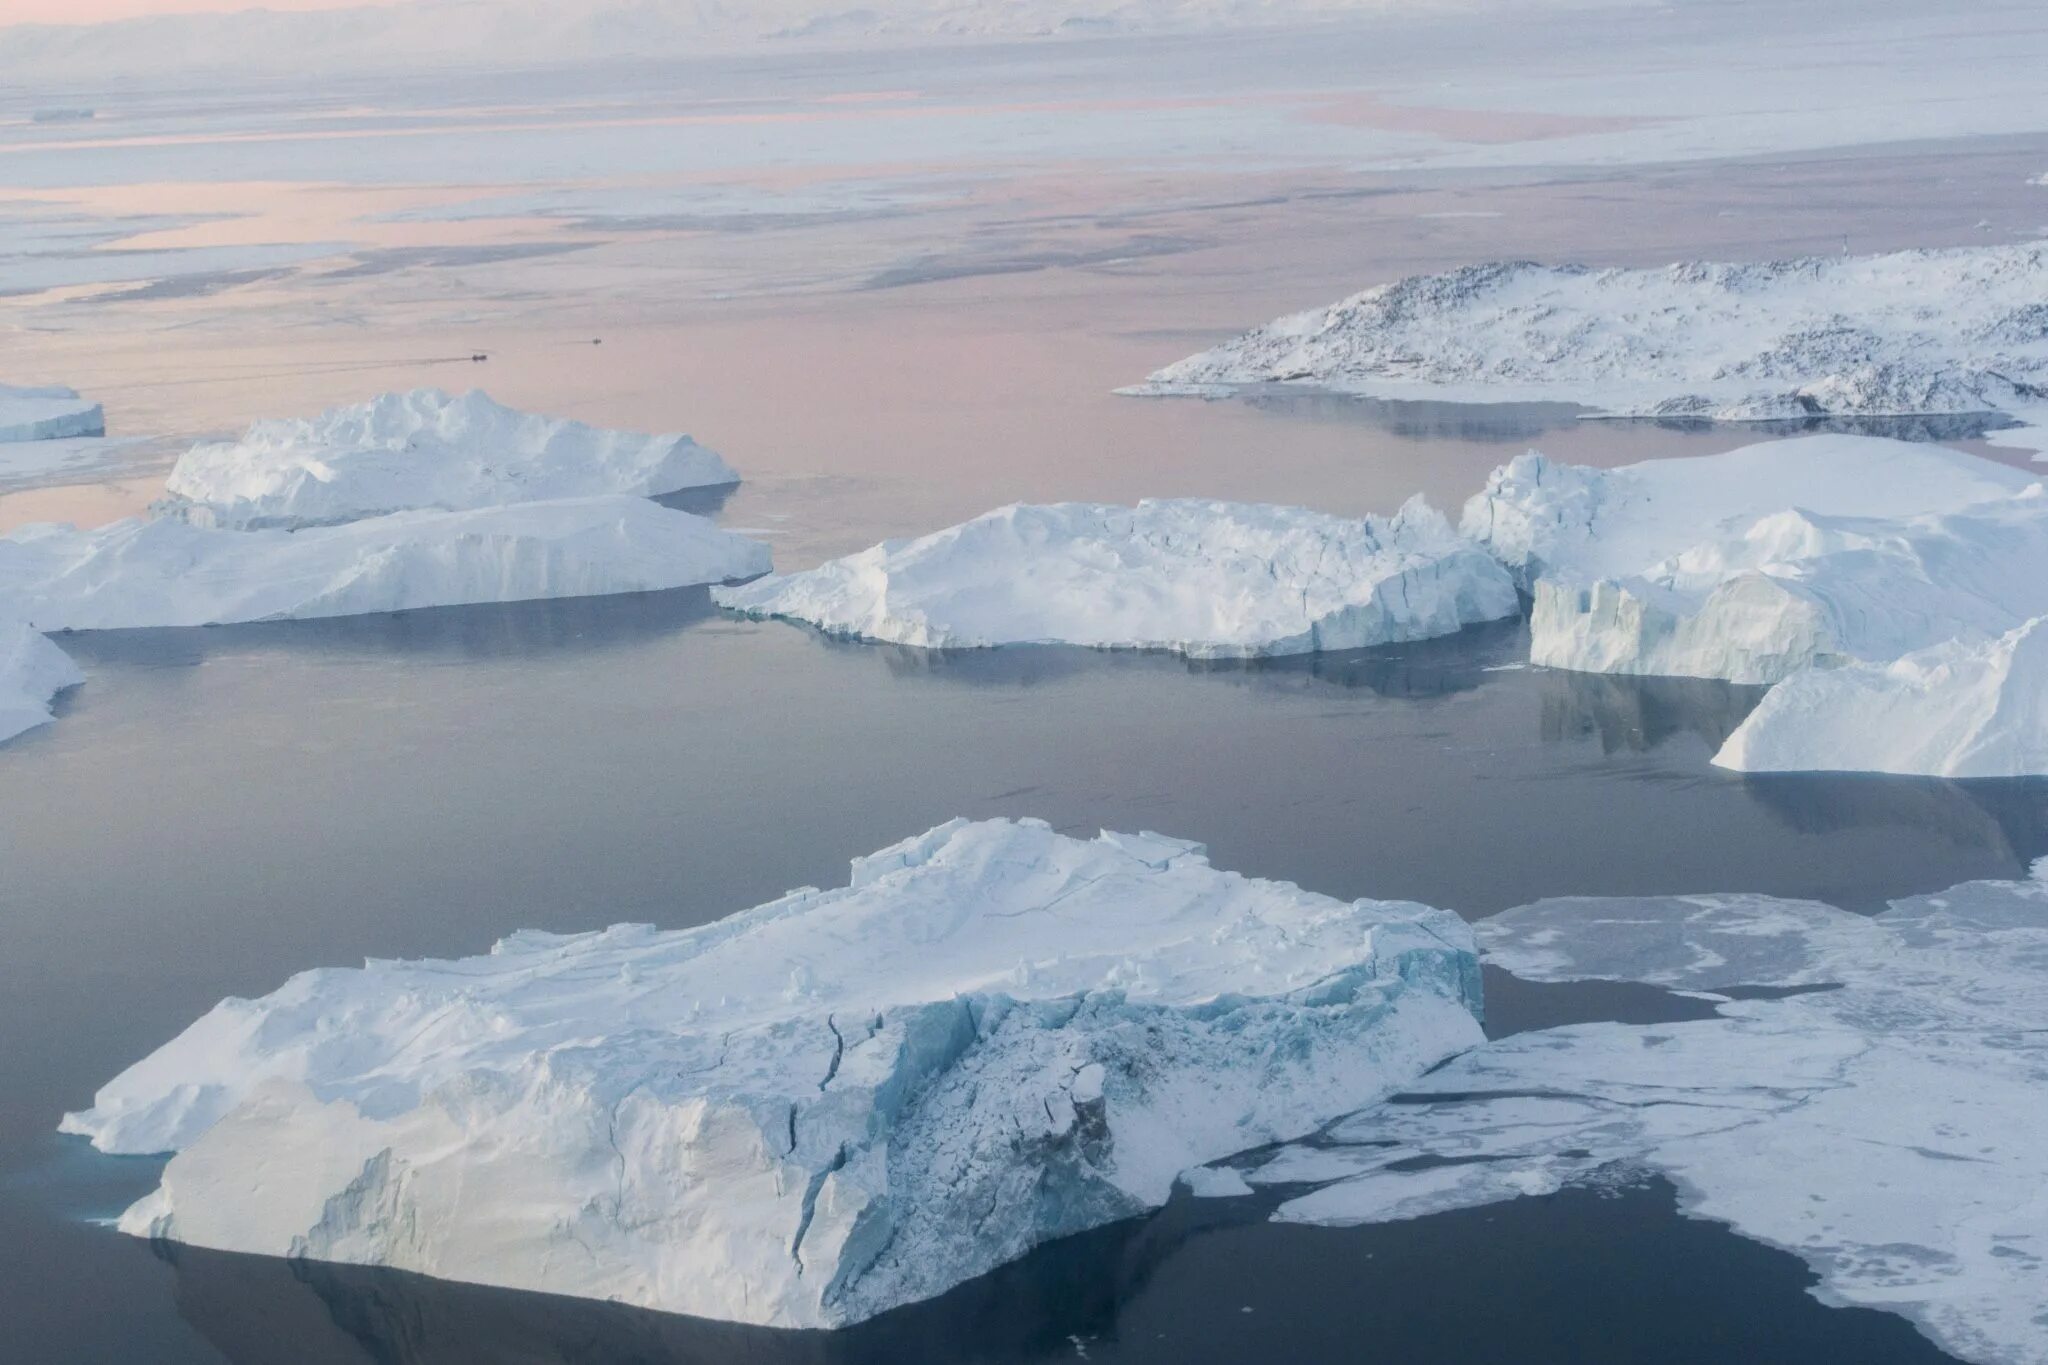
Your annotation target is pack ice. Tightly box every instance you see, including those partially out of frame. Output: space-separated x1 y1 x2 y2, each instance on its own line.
0 382 105 443
0 620 81 745
712 498 1519 657
159 389 737 530
1460 436 2043 684
1254 868 2048 1365
0 496 769 631
63 818 1484 1328
1131 243 2048 423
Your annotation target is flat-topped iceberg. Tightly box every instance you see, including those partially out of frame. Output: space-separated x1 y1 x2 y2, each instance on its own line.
1 496 769 631
1131 244 2048 422
64 818 1484 1328
1 382 105 443
1256 867 2048 1365
0 620 81 745
1715 616 2048 776
712 497 1519 658
159 389 738 530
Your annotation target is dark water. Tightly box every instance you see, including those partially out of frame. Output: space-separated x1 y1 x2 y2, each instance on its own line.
4 583 2044 1361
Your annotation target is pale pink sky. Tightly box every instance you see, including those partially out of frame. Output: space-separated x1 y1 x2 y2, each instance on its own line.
7 0 406 25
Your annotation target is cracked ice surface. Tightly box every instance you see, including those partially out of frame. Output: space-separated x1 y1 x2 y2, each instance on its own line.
1265 865 2048 1365
713 496 1518 658
62 818 1483 1328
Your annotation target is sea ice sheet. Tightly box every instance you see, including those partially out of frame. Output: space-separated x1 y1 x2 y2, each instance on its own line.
0 619 82 745
64 818 1484 1328
0 382 105 443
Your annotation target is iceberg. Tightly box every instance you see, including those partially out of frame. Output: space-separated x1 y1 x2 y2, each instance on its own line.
0 382 105 443
1133 244 2048 421
1263 867 2048 1365
0 620 82 745
712 497 1519 658
1 496 770 631
63 817 1484 1328
159 389 738 530
1714 616 2048 776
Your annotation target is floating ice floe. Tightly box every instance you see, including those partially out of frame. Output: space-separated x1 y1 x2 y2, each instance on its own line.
159 389 737 530
0 496 770 631
0 382 105 443
1129 243 2048 422
1714 616 2048 776
712 497 1519 658
0 620 81 745
1461 436 2046 684
1261 867 2048 1365
63 817 1484 1328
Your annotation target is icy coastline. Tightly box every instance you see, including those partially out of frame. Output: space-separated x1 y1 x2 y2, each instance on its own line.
64 818 1484 1328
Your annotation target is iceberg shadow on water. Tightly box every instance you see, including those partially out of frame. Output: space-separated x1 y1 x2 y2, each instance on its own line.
147 1176 1960 1365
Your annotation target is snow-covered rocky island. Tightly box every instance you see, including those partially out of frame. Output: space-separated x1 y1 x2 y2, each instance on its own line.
1248 865 2048 1365
65 818 1485 1328
1129 242 2048 426
0 620 81 745
0 496 769 631
0 382 105 443
713 497 1519 657
159 389 738 530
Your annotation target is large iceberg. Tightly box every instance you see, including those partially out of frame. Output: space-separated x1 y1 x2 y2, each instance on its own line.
0 382 105 443
1255 867 2048 1365
1131 244 2048 422
63 818 1484 1328
1714 616 2048 776
0 620 82 745
159 389 738 530
712 497 1519 658
1 496 769 631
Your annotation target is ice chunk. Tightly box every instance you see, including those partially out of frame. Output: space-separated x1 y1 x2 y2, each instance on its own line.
713 497 1519 658
1136 245 2048 421
1271 869 2048 1365
1 496 770 631
0 382 105 443
1715 615 2048 776
159 389 737 530
0 620 82 745
63 818 1483 1328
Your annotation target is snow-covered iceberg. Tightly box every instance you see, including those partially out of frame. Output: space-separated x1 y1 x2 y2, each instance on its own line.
712 497 1519 658
1714 616 2048 776
1256 867 2048 1365
1132 244 2048 421
159 389 738 530
0 382 105 443
1 496 770 631
1461 437 2045 683
64 817 1484 1328
0 620 82 745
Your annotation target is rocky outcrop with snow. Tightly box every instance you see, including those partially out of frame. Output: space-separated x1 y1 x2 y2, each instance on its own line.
0 620 82 746
713 497 1519 658
159 390 737 531
0 496 769 631
1135 244 2048 421
1253 868 2048 1365
0 383 105 443
1713 616 2048 776
64 817 1484 1328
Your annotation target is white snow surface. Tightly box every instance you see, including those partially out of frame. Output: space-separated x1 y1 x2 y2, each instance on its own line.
63 817 1485 1328
712 497 1519 657
159 389 737 531
1263 867 2048 1365
1135 244 2048 420
1714 616 2048 777
0 383 104 443
1460 436 2045 684
0 620 81 745
0 496 769 631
